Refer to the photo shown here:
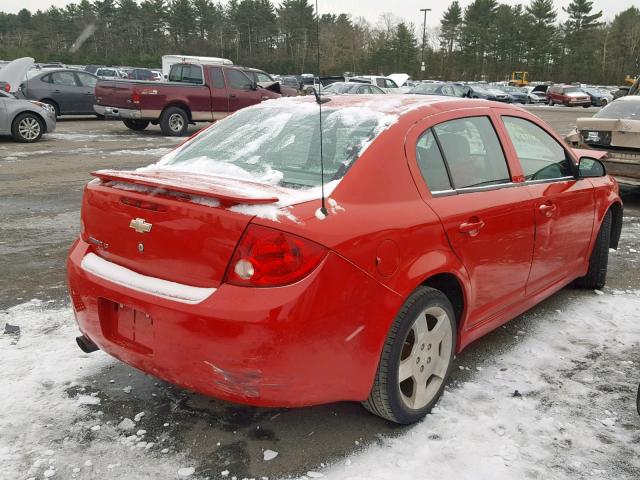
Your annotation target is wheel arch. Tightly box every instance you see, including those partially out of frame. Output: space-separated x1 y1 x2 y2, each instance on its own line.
420 272 466 337
39 97 60 114
609 201 623 249
162 102 192 121
12 109 48 133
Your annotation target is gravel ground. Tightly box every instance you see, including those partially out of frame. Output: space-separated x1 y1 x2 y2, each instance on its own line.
1 108 639 480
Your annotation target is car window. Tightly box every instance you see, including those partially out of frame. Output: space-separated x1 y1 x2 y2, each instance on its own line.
40 74 52 83
376 78 385 87
370 86 385 94
210 67 225 89
227 69 253 90
433 116 511 189
502 116 572 181
76 73 97 87
51 72 77 86
168 65 183 82
416 129 452 193
385 79 398 89
256 72 272 82
182 66 202 83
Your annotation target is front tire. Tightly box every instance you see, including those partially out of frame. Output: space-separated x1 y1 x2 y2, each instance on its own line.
575 210 612 289
548 99 554 106
123 119 150 131
363 287 456 424
160 106 189 136
12 113 44 143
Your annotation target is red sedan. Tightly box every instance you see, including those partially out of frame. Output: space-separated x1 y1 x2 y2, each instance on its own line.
67 96 622 424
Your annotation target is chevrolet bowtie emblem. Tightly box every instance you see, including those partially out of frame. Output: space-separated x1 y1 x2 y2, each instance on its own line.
129 218 152 234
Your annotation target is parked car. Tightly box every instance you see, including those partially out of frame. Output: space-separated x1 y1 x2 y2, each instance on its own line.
0 58 56 142
84 65 105 75
566 96 640 186
240 67 298 97
467 85 510 102
408 83 468 97
546 85 591 107
95 67 122 80
350 75 400 93
523 85 548 104
497 85 528 104
127 68 156 81
18 68 99 117
582 87 613 107
94 62 282 136
278 75 300 91
323 82 386 95
68 95 621 425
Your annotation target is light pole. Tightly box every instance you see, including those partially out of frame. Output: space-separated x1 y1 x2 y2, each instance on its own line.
420 8 431 80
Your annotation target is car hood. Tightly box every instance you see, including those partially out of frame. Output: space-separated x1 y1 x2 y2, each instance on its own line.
388 74 410 87
0 57 34 92
532 85 549 93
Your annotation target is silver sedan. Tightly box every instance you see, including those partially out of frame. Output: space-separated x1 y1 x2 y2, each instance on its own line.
0 90 56 142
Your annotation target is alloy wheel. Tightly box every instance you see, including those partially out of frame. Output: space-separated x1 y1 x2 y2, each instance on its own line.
398 306 453 410
18 117 41 141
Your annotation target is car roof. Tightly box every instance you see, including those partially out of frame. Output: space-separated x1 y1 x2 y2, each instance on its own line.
617 96 640 103
267 94 525 117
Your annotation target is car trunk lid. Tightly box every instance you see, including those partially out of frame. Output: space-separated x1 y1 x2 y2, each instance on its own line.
82 169 285 288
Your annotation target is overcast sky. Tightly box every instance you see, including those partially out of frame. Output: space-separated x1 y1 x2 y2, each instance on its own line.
3 0 636 28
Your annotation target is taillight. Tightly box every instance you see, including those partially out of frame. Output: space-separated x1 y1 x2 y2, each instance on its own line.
3 83 10 92
225 224 327 287
131 90 141 104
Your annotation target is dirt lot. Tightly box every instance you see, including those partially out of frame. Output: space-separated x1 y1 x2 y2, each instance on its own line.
1 107 639 479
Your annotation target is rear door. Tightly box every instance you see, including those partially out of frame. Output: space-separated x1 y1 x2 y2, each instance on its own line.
74 72 98 114
207 66 229 119
406 109 535 328
498 113 595 294
49 71 81 113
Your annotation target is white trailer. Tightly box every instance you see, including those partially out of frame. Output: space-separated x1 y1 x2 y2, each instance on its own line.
161 55 233 79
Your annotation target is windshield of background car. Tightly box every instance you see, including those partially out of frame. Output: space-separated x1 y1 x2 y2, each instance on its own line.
324 83 352 94
594 100 640 120
153 102 397 188
564 87 580 93
411 84 440 94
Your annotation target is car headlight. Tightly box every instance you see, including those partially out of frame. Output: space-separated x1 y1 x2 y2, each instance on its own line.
29 101 54 113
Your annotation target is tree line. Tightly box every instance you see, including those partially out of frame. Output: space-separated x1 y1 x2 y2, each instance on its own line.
0 0 638 84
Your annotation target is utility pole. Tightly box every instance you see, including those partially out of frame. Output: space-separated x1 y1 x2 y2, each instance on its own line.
420 8 431 80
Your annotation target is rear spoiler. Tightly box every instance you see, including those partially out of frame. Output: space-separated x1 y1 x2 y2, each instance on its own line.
92 169 281 205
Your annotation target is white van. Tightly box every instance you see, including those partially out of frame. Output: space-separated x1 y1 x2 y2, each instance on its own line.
161 55 233 79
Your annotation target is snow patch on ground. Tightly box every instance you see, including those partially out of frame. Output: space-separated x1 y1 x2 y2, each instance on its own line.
0 300 191 479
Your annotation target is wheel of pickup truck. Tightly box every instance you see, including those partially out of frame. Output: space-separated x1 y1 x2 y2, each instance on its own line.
160 107 189 136
123 119 150 131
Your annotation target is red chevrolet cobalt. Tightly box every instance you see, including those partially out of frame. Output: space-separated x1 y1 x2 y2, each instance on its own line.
68 96 622 424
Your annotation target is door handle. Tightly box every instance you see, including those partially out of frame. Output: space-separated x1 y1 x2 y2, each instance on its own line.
539 203 557 217
459 219 485 235
229 94 237 99
54 89 61 93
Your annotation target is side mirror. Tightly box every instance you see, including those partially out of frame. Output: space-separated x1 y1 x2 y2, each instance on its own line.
578 157 607 178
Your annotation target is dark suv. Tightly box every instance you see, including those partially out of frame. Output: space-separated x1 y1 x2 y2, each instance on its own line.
546 85 591 107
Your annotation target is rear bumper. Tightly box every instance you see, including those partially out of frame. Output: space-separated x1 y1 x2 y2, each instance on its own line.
67 239 402 407
94 105 142 119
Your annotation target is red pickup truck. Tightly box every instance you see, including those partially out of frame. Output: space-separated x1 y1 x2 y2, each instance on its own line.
94 63 282 136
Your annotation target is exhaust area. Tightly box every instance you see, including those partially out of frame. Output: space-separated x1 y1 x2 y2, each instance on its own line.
76 335 99 353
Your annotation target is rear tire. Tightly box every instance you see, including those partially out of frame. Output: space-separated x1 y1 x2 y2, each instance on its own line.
575 210 612 289
160 106 189 136
123 119 150 131
548 99 554 106
12 112 44 143
363 287 456 424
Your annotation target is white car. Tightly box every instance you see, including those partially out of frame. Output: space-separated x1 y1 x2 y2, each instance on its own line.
349 75 403 93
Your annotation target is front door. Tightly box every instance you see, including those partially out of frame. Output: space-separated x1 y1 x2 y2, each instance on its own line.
499 114 595 294
407 111 535 328
74 72 98 114
49 71 81 114
225 68 263 112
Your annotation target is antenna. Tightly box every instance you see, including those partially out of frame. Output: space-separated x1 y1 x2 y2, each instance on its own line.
315 0 328 217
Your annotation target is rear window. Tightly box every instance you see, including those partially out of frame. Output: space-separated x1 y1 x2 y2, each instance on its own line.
151 102 397 188
594 100 640 120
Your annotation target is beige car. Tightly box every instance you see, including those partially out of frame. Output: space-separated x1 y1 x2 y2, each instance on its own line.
566 96 640 186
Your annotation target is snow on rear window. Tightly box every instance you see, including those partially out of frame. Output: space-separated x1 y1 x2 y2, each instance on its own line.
149 101 397 188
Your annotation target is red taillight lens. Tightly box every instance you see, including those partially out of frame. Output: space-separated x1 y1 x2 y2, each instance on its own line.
3 83 11 92
225 224 328 287
131 91 141 104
